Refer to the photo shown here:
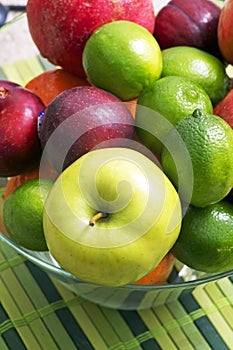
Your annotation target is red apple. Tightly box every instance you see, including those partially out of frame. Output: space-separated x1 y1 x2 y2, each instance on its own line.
218 0 233 64
39 86 135 171
154 0 221 57
213 88 233 128
0 81 45 177
26 0 155 78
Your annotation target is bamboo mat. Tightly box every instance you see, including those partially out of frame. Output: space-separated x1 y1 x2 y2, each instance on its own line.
1 234 233 349
0 52 233 350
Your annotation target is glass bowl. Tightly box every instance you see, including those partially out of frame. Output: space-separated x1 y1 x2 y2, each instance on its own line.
1 231 233 310
0 3 232 311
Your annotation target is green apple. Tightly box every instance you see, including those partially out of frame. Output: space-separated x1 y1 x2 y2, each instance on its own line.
43 147 182 286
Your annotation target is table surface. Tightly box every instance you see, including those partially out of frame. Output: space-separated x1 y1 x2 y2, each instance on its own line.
0 1 232 349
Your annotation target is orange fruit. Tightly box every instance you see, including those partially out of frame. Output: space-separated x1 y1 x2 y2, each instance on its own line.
25 68 90 106
124 98 138 118
133 252 175 285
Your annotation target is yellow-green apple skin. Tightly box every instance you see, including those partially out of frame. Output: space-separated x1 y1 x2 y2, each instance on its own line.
43 148 182 286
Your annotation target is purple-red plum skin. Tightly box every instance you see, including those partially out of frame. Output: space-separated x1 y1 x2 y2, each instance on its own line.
0 81 45 177
154 0 221 57
40 86 135 171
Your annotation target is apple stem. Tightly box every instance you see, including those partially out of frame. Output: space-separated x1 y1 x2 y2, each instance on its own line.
89 212 108 226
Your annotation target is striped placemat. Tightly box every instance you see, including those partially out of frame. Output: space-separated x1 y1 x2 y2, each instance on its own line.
1 239 233 349
0 53 233 350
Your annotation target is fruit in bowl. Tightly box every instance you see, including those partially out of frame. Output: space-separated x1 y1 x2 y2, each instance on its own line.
39 85 135 171
26 0 156 77
217 0 233 64
43 147 182 286
82 20 162 100
153 0 222 57
0 81 45 177
0 0 233 310
3 178 53 251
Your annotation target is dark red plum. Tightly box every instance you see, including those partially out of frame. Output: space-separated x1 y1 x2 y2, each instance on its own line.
154 0 221 57
0 81 45 176
39 86 135 172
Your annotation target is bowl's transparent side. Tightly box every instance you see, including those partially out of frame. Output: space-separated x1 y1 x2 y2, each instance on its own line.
0 232 192 310
1 231 232 310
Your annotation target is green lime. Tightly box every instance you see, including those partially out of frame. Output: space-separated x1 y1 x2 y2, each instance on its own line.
82 20 162 101
161 46 231 106
3 178 54 251
135 75 213 154
161 108 233 208
172 200 233 273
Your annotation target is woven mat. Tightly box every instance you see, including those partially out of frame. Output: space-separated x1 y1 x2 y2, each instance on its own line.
0 54 233 350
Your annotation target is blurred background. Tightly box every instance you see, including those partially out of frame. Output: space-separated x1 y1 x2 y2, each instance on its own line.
0 0 37 65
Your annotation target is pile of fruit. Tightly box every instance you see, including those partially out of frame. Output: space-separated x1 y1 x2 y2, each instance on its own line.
1 0 233 287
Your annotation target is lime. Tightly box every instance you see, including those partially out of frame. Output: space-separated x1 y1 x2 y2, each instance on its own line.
135 75 213 154
161 46 231 106
82 20 162 101
172 200 233 273
161 108 233 207
3 178 54 251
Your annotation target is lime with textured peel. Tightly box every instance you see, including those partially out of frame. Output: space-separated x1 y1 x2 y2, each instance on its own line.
82 20 162 101
161 108 233 208
3 178 54 251
135 75 213 155
161 46 231 106
172 200 233 274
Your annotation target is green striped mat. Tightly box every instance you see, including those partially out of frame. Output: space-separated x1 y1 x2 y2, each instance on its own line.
1 237 233 349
